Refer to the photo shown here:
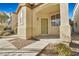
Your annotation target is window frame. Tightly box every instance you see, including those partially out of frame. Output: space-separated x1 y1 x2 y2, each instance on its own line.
51 13 60 26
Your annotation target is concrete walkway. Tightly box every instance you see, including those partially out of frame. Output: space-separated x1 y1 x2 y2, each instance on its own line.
0 38 61 56
0 38 17 52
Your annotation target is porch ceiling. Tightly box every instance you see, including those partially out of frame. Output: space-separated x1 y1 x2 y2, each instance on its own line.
26 3 43 9
37 4 60 15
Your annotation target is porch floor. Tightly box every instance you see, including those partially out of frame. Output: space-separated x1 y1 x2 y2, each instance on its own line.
35 35 60 39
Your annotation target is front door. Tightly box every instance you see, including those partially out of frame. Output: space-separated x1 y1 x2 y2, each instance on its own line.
41 18 48 34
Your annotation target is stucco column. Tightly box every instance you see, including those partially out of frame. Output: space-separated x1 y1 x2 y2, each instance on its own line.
32 10 37 37
26 7 33 39
60 3 71 44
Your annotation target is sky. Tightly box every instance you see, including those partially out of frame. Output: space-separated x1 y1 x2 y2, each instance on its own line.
0 3 19 13
69 3 76 20
0 3 76 19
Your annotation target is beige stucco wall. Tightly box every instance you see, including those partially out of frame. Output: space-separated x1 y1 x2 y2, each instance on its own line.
32 4 60 37
34 13 60 37
49 13 60 36
74 16 79 33
17 6 27 39
17 6 33 39
77 19 79 32
73 4 79 33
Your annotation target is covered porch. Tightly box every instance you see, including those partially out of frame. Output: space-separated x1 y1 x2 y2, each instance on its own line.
32 3 71 43
32 4 60 39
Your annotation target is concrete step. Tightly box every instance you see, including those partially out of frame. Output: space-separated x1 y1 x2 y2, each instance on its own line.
72 40 79 44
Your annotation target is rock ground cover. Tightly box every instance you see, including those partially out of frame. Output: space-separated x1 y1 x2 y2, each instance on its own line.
38 43 72 56
8 38 36 49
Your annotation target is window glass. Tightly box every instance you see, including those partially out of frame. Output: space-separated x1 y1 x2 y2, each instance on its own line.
20 9 24 25
51 15 55 20
56 14 60 19
51 14 60 26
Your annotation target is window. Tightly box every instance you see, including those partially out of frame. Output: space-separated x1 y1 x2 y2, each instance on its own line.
20 12 22 24
22 9 24 25
56 14 60 19
51 15 55 26
51 14 60 26
19 9 25 25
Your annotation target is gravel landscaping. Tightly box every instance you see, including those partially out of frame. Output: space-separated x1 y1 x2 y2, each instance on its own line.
38 43 58 56
8 38 36 49
38 43 72 56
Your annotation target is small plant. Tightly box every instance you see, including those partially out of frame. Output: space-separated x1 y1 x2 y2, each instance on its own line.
0 24 7 31
14 27 17 34
0 31 5 36
55 43 72 56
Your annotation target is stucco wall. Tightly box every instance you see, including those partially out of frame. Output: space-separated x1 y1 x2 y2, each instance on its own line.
17 6 27 39
73 6 79 33
77 19 79 32
31 4 60 37
18 6 33 39
32 12 60 37
49 13 60 36
75 17 79 33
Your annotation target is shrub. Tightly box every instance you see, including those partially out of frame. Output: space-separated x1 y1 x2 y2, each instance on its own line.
13 27 17 34
55 43 72 56
0 24 7 31
0 31 5 36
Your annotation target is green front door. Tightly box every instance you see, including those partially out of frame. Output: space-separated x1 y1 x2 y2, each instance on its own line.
41 18 48 34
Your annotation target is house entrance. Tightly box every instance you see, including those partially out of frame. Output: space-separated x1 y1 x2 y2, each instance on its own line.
41 18 48 34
